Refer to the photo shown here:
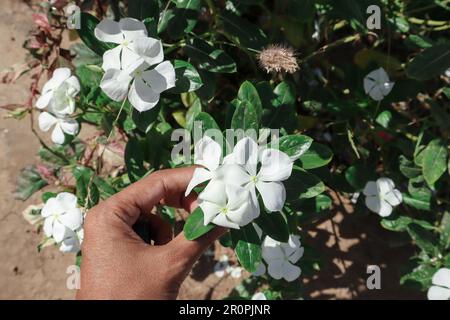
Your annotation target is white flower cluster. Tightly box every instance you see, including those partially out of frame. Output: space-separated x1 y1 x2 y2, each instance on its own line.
36 68 80 144
363 177 402 217
41 192 84 253
256 234 304 282
94 18 176 112
427 268 450 300
364 67 394 101
186 136 294 229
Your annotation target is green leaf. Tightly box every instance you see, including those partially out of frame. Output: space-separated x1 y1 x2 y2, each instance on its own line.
399 155 422 179
405 35 433 49
440 212 450 249
231 224 262 273
184 38 237 73
272 81 296 107
194 112 221 132
273 134 313 160
285 168 325 200
287 0 316 22
255 211 289 242
297 143 333 169
407 224 439 256
237 81 262 121
381 216 435 232
125 137 147 182
231 100 259 131
422 139 448 187
406 44 450 81
128 0 159 20
345 164 377 191
219 11 267 50
186 98 202 131
375 110 392 128
183 207 215 240
77 13 114 56
400 265 437 289
42 192 57 203
132 105 160 133
169 60 203 93
14 165 47 201
162 1 201 39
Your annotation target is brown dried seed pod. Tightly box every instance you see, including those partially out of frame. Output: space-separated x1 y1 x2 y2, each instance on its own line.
257 44 299 74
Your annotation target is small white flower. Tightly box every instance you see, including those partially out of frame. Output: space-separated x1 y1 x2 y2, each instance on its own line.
225 137 293 212
262 235 304 282
363 178 402 217
41 193 83 244
198 179 257 229
428 268 450 300
38 111 79 145
251 292 267 300
214 255 229 278
36 67 80 116
445 68 450 78
364 67 394 101
95 18 163 71
100 58 175 112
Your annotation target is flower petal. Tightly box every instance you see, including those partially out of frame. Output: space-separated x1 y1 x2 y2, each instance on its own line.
384 189 403 206
212 213 240 229
267 259 284 280
42 68 71 93
56 192 78 209
281 262 301 282
365 196 392 217
252 263 266 276
59 208 83 231
199 201 221 225
142 61 176 94
100 68 132 101
51 123 65 144
363 181 378 196
432 268 450 288
59 232 81 253
119 18 147 41
52 221 68 243
251 292 267 300
102 46 122 71
121 46 142 70
262 236 284 262
43 217 54 238
256 180 286 212
36 92 53 109
41 198 64 218
194 136 222 171
38 112 57 132
64 76 80 97
128 78 160 112
129 37 163 67
60 118 79 136
185 167 213 196
94 19 123 44
377 177 395 195
231 137 259 176
198 179 227 206
258 148 293 182
427 286 450 300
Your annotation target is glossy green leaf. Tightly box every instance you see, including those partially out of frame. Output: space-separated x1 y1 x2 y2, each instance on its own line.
255 211 289 242
297 143 333 169
170 60 203 93
285 168 325 200
231 224 262 273
422 139 448 186
231 100 259 131
184 38 237 73
406 44 450 81
273 134 313 160
183 207 215 240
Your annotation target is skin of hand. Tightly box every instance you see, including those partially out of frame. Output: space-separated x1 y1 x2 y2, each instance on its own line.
76 167 226 300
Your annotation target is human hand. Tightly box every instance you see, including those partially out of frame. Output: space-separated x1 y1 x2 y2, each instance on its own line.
76 167 226 300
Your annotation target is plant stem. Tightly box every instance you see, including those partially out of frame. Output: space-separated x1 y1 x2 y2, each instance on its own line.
300 34 360 64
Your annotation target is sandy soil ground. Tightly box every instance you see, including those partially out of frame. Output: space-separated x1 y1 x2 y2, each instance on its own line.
0 0 426 300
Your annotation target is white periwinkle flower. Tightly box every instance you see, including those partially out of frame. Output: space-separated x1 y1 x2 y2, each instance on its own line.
198 180 257 229
226 137 293 212
94 18 163 71
364 67 394 101
41 193 83 246
427 268 450 300
59 228 83 253
229 266 243 279
38 112 79 145
262 235 304 282
100 58 175 112
36 67 80 116
363 178 402 217
185 136 223 196
251 292 267 300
